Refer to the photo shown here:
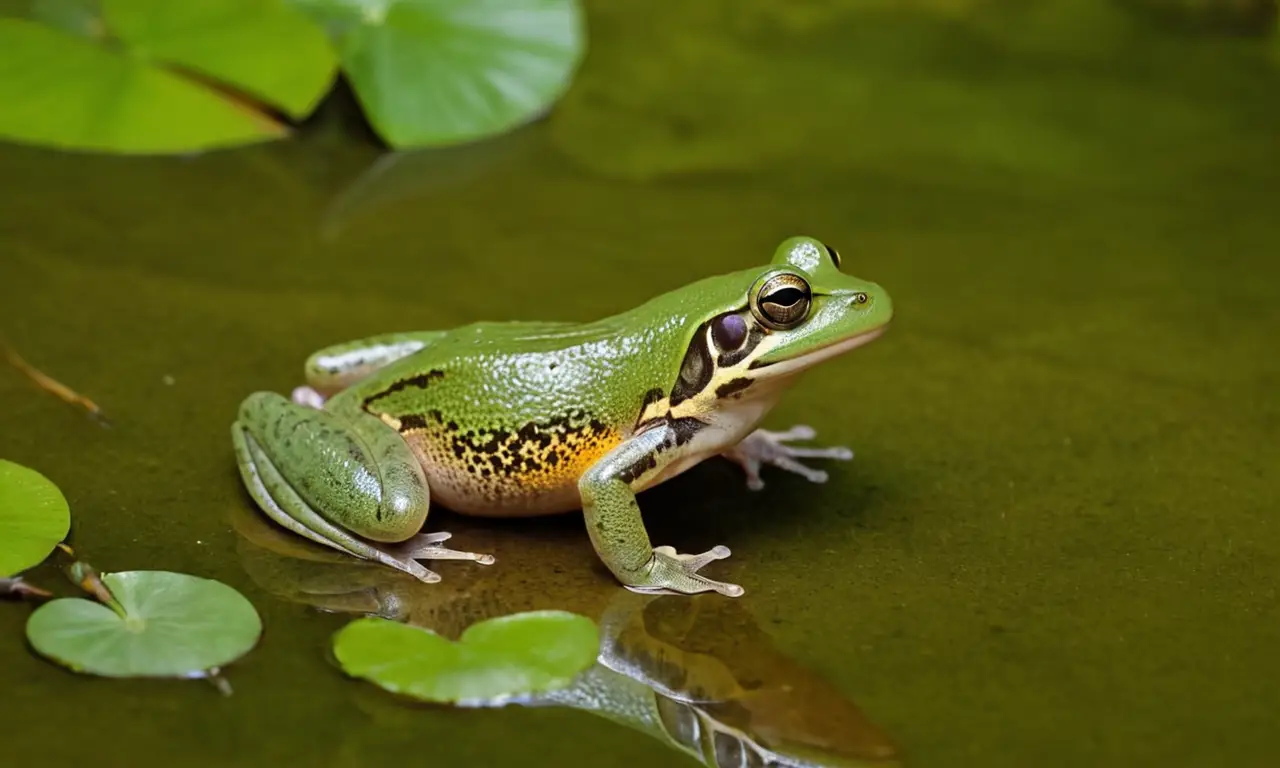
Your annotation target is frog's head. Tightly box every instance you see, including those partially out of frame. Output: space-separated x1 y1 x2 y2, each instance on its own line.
691 236 891 380
740 235 893 376
654 236 891 422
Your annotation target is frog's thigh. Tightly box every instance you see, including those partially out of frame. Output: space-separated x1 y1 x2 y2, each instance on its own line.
234 391 429 543
304 331 447 394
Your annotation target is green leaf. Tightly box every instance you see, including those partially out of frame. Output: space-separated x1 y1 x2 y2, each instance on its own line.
102 0 338 119
333 610 599 704
0 459 70 578
0 18 288 153
294 0 586 147
25 571 263 678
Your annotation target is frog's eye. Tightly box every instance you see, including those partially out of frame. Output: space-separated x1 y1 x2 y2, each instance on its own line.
711 313 748 351
751 273 812 330
823 243 842 269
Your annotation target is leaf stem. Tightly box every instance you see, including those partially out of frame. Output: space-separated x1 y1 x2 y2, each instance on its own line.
205 668 234 697
65 561 127 619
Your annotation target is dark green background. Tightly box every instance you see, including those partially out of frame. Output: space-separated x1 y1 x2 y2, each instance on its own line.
2 2 1277 766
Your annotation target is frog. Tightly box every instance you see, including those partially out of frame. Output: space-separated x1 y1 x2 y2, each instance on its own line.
230 236 892 598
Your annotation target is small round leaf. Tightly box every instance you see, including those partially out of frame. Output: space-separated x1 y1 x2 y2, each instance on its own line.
333 610 599 704
25 571 263 678
0 459 71 578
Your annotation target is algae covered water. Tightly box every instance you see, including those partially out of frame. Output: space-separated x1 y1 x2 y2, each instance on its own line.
2 2 1277 766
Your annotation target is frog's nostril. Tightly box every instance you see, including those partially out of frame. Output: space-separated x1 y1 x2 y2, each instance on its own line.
852 292 869 305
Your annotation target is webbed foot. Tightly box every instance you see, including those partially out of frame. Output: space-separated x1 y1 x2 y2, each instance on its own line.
624 545 744 598
722 424 854 491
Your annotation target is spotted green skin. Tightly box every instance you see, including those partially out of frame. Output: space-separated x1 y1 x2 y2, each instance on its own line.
231 236 893 596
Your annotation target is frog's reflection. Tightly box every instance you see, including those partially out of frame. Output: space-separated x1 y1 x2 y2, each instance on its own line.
231 505 899 767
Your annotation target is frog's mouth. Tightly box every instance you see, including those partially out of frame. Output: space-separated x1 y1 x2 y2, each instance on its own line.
749 325 889 378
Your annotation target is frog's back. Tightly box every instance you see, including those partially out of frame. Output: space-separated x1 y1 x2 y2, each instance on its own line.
337 272 758 517
342 319 682 517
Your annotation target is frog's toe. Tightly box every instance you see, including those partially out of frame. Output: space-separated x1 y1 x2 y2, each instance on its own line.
291 385 326 408
767 424 817 441
389 532 496 566
729 452 767 491
624 545 744 598
723 425 854 490
658 544 730 571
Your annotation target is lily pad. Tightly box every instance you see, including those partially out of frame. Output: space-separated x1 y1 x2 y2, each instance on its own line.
0 18 286 153
333 610 599 704
0 0 338 154
294 0 587 147
25 571 263 678
102 0 338 119
0 459 70 577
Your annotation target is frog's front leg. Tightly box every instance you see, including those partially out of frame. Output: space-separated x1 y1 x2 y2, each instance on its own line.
231 392 492 584
721 424 854 491
579 424 743 598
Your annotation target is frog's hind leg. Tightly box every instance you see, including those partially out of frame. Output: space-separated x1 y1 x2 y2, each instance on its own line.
232 391 492 584
298 331 448 404
233 427 441 583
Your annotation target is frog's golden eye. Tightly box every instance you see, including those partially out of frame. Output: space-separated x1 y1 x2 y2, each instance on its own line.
823 243 842 269
752 273 811 330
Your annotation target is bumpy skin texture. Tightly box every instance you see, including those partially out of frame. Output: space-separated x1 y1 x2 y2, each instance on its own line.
232 236 894 595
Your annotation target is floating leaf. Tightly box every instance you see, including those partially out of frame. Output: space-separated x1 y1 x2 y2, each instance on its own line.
294 0 586 147
102 0 338 119
0 459 71 578
25 571 263 679
0 18 286 153
333 610 599 704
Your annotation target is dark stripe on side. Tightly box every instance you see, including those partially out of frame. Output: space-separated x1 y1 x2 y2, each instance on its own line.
669 322 714 407
632 386 668 434
361 369 445 408
399 414 430 431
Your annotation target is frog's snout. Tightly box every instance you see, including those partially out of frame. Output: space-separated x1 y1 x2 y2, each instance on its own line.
862 283 893 325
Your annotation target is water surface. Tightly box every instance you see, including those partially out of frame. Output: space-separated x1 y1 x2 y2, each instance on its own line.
2 2 1278 766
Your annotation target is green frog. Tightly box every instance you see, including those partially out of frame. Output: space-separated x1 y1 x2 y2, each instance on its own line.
231 236 892 597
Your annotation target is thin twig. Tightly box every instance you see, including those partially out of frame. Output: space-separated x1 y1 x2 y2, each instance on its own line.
0 577 53 601
2 340 111 427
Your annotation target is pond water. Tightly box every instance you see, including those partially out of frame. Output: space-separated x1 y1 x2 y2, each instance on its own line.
2 2 1278 766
